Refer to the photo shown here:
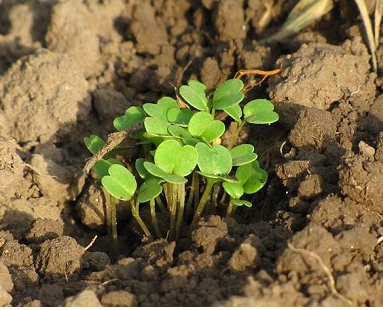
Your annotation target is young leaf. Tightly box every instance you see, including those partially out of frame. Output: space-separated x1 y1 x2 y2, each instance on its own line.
93 158 122 179
168 125 199 146
222 182 244 199
230 144 258 166
188 111 225 143
84 135 105 155
101 164 137 201
213 79 245 110
113 106 146 131
167 107 193 126
137 177 163 203
143 97 179 120
179 80 209 111
144 117 170 136
224 104 242 122
195 142 232 176
143 161 188 184
236 160 268 194
154 140 198 176
243 99 279 124
231 199 252 207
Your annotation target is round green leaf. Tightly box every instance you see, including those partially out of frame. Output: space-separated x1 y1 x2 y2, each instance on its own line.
236 160 268 194
195 142 232 176
213 79 245 110
137 177 163 203
113 106 146 131
143 161 187 184
167 107 193 126
143 97 179 120
188 111 225 143
230 144 258 166
84 135 105 155
179 80 209 111
154 140 198 176
101 164 137 201
243 99 279 124
223 182 244 199
168 125 199 146
93 158 122 179
144 117 170 136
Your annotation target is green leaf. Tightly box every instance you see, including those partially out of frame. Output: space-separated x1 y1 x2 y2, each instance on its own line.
243 99 279 124
154 140 198 176
166 107 193 126
144 117 170 136
188 111 225 143
213 79 245 110
84 135 105 155
143 97 179 120
179 80 209 111
224 104 242 122
230 144 258 166
143 162 187 184
113 106 146 131
137 177 163 203
101 164 137 201
223 182 244 199
93 158 123 179
231 199 252 207
168 125 200 146
195 142 232 176
135 158 151 179
236 161 268 194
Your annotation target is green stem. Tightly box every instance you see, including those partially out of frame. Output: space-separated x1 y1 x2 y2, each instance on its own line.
175 183 186 239
185 171 197 218
110 195 119 255
191 178 216 227
225 200 236 218
166 183 178 241
150 198 162 238
211 183 221 207
227 121 246 150
131 200 151 237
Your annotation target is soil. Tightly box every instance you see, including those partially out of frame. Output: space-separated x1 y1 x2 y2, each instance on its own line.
0 0 382 307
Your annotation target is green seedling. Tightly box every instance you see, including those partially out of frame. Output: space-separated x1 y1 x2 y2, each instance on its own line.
84 77 279 246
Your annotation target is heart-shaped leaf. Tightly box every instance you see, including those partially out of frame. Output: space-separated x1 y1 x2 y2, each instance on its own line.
84 135 105 155
179 80 209 111
154 140 198 176
137 177 163 203
113 106 146 131
188 111 225 143
101 164 137 201
93 158 123 179
166 107 193 126
143 97 179 120
231 199 252 207
213 79 245 110
236 160 268 194
195 142 232 176
143 161 188 184
243 99 279 124
222 182 244 199
144 117 170 136
230 144 258 166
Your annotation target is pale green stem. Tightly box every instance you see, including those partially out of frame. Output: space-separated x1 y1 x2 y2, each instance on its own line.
150 198 162 238
131 199 151 237
185 171 198 217
110 195 119 255
191 178 216 227
175 183 186 239
225 200 237 218
166 183 178 240
227 121 246 150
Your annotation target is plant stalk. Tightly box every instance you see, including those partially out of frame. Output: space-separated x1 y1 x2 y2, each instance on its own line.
227 121 246 150
175 183 186 239
131 200 151 237
110 195 119 255
191 178 216 227
150 198 162 238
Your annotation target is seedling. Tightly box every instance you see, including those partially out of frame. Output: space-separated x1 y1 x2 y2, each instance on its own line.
84 76 279 245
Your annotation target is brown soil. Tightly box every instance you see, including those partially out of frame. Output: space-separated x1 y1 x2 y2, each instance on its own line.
0 0 382 307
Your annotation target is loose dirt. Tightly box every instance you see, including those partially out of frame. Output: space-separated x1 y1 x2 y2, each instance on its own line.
0 0 382 306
